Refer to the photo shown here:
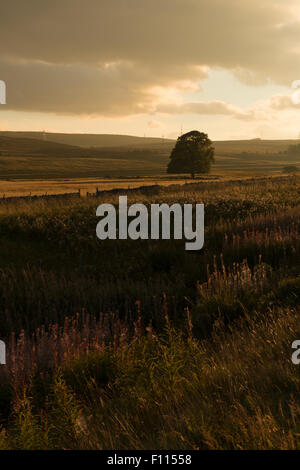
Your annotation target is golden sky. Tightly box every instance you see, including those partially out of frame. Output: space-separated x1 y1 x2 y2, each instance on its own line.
1 0 300 139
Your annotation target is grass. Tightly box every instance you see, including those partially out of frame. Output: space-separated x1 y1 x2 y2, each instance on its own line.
0 175 299 449
1 306 300 449
1 132 300 179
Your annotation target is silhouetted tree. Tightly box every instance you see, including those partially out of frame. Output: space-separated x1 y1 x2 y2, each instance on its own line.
167 130 215 178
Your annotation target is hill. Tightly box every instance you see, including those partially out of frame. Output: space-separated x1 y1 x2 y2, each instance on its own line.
0 132 300 179
214 138 300 155
0 134 167 179
1 131 300 153
0 135 91 158
0 131 174 149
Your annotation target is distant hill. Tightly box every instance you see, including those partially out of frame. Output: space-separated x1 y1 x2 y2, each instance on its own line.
1 131 299 154
0 134 170 161
0 134 169 178
0 135 90 157
0 132 299 179
213 138 300 155
0 131 174 149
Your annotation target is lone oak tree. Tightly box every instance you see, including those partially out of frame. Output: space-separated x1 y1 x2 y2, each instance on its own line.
167 130 215 178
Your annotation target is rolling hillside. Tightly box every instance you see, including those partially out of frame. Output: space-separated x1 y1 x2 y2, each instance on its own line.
0 132 299 179
1 131 300 153
0 131 174 149
0 135 90 157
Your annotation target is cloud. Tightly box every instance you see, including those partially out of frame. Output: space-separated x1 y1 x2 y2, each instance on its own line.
0 0 300 116
0 59 155 115
269 94 300 110
147 120 163 129
156 100 254 120
155 92 300 124
0 59 208 116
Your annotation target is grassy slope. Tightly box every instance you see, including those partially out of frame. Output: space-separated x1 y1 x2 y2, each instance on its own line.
0 133 300 179
1 131 298 152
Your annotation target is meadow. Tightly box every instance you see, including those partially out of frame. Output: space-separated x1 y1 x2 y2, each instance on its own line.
0 175 299 449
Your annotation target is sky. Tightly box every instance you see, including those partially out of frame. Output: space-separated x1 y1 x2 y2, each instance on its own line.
1 0 300 140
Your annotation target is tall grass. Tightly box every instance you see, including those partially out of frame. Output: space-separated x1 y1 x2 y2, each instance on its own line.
0 176 299 449
1 305 300 449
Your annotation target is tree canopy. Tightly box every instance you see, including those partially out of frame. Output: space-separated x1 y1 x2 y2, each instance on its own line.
167 130 215 178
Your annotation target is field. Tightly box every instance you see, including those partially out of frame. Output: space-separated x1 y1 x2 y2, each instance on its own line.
0 133 300 180
0 175 299 449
